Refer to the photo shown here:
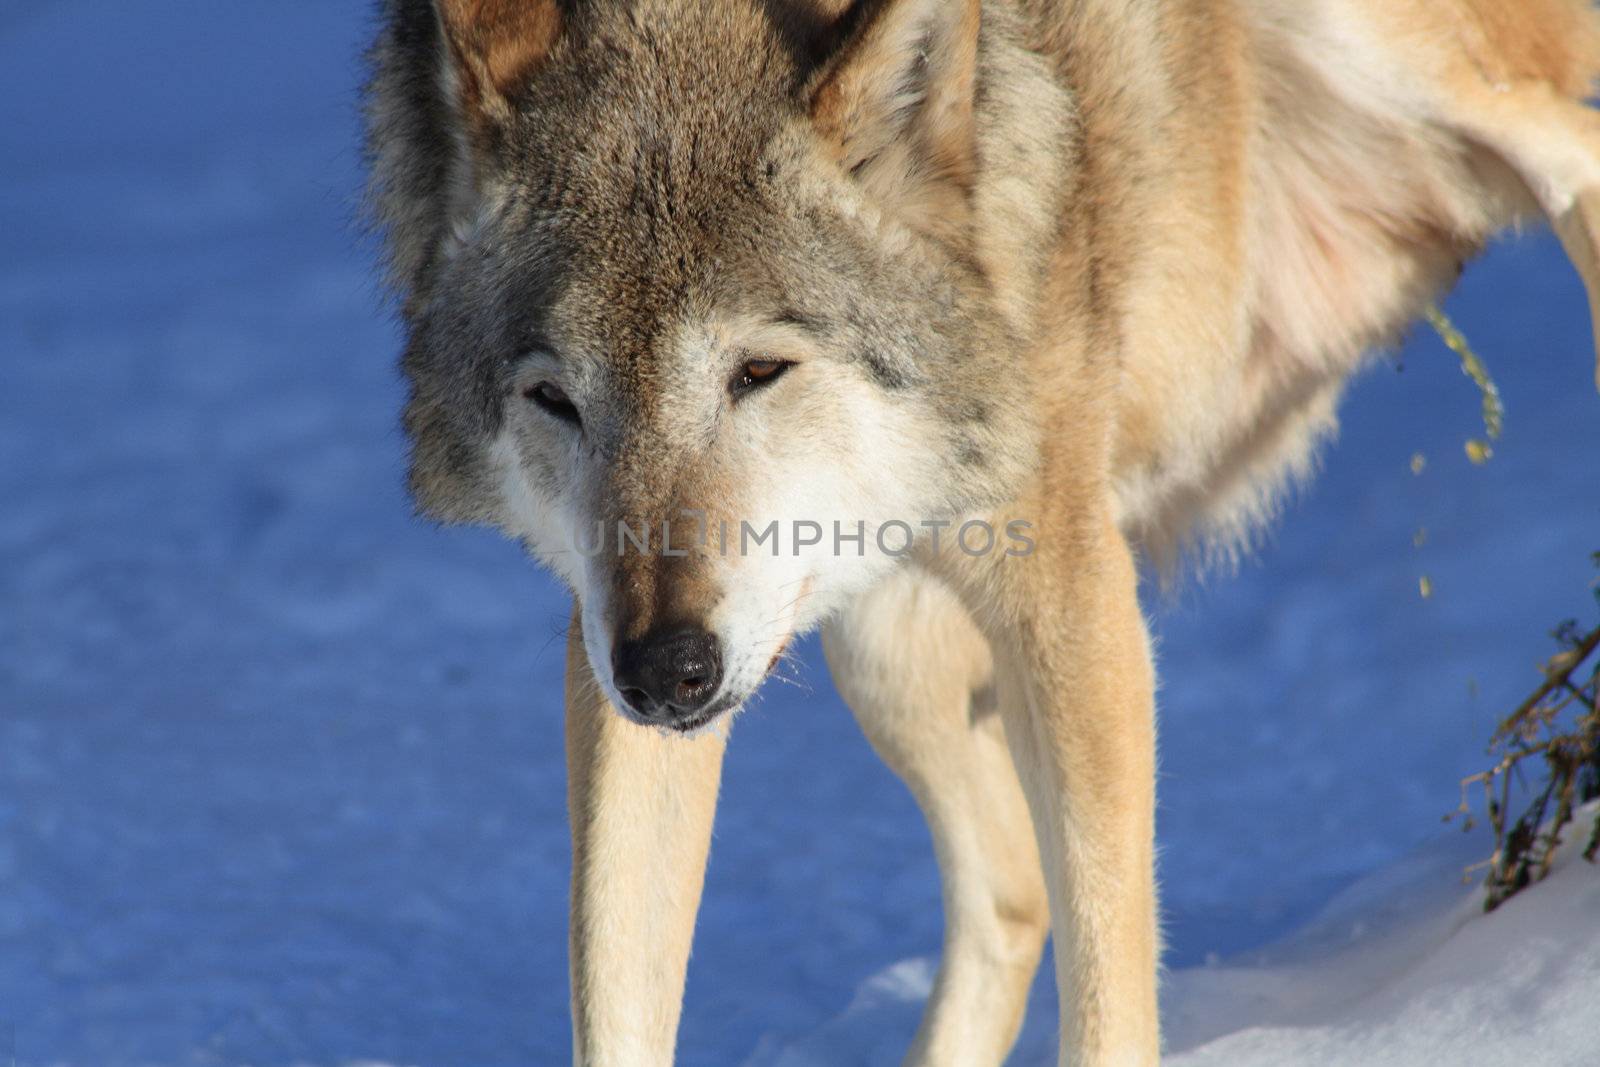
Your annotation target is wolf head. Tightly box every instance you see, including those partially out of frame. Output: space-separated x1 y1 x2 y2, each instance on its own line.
367 0 1052 729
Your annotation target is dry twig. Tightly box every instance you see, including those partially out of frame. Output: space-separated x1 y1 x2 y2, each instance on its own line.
1448 554 1600 909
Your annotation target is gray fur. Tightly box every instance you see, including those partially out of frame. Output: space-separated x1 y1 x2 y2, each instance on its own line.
365 0 1052 531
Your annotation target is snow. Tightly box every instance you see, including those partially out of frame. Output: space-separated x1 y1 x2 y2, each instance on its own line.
754 804 1600 1067
1163 808 1600 1067
1 3 1597 1066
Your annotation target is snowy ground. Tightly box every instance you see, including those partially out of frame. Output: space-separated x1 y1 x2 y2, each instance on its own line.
1161 803 1600 1067
2 3 1597 1066
754 803 1600 1067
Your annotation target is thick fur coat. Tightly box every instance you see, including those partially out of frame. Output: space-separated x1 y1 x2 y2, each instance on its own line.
366 2 1600 1063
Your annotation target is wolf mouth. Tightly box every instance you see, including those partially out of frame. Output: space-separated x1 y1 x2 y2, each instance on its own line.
666 694 740 735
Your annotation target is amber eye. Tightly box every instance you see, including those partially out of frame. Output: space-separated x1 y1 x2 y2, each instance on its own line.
730 358 793 398
524 380 581 426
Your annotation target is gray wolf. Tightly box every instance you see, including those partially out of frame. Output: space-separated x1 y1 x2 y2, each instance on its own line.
364 1 1600 1062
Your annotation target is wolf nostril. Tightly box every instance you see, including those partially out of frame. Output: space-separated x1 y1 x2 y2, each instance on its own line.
618 687 653 715
611 627 724 721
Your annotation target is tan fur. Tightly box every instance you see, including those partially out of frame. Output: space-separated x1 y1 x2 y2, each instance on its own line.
810 0 984 246
824 568 1049 1064
438 0 563 133
564 611 726 1063
367 1 1600 1064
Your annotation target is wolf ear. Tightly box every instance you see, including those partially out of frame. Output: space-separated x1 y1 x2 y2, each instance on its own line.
435 0 564 137
808 0 981 233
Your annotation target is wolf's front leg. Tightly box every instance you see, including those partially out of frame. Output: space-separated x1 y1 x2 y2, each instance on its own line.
951 515 1160 1067
824 568 1050 1067
564 607 726 1066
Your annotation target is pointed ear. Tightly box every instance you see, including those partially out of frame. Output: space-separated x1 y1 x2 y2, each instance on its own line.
436 0 564 137
808 0 981 229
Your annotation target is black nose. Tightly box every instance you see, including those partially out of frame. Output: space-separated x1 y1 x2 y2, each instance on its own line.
612 627 724 723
